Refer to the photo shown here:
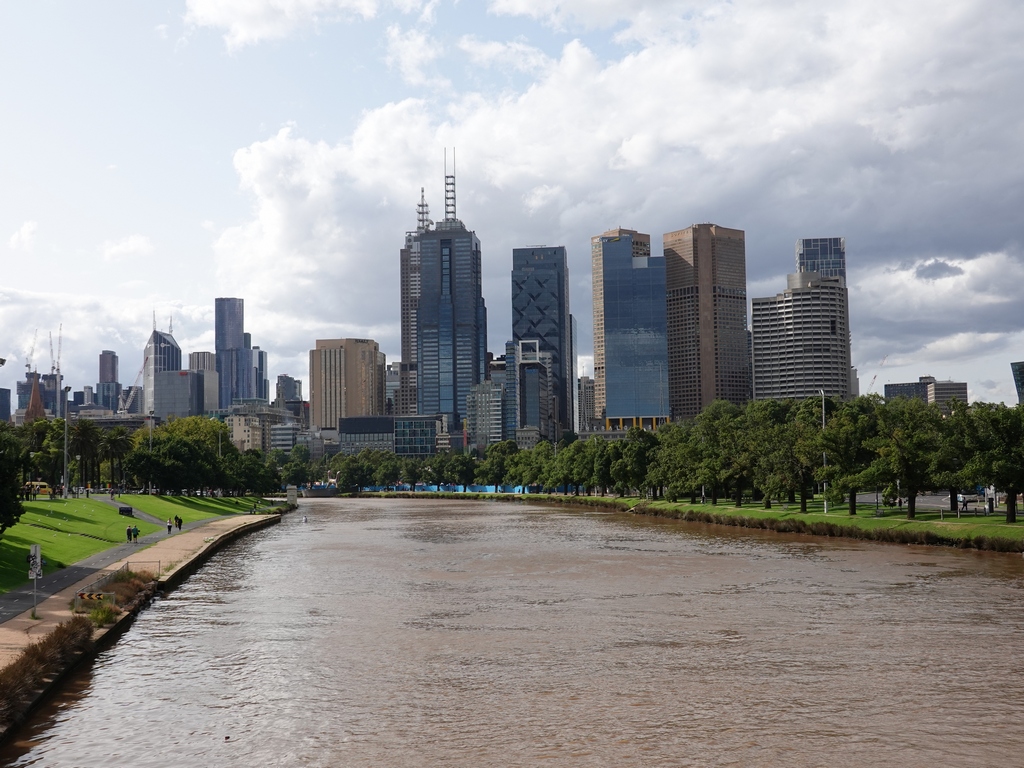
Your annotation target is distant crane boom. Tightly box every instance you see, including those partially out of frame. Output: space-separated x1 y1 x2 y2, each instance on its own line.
117 357 146 414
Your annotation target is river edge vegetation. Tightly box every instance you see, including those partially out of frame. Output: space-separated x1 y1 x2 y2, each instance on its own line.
364 491 1024 552
0 616 94 734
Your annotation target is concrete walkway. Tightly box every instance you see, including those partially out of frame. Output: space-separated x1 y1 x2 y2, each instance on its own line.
0 514 276 669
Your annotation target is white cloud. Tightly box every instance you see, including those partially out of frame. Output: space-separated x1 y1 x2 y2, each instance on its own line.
8 221 37 251
101 235 155 263
385 24 449 88
458 36 552 73
184 0 378 49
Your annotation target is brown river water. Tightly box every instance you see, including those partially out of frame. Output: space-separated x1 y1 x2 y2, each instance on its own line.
3 497 1024 767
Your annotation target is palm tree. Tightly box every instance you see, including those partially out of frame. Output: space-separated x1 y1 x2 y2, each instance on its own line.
100 426 132 487
70 419 102 489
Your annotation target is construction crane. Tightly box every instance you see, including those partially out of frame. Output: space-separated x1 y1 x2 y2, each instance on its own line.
25 329 37 374
118 357 146 414
867 354 889 394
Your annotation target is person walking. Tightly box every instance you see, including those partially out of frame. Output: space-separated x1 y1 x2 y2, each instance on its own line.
126 525 132 543
176 515 183 531
166 518 172 534
132 525 140 544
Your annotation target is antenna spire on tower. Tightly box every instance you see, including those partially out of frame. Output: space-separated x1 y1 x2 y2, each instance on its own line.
416 186 432 232
152 311 156 332
169 315 173 335
444 147 456 222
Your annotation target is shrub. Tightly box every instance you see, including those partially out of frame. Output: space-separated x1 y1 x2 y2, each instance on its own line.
0 617 93 729
88 604 121 627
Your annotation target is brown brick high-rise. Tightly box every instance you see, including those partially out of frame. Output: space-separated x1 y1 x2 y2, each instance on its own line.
664 224 750 419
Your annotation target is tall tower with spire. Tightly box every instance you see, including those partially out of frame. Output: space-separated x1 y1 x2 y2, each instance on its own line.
398 155 487 424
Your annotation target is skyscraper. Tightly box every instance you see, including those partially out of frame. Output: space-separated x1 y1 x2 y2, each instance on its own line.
796 237 846 279
397 190 429 416
142 329 182 415
664 223 749 419
591 227 669 429
99 350 118 384
406 169 487 423
308 338 385 430
1012 361 1024 404
215 298 252 408
189 351 216 372
751 272 852 401
511 245 576 435
96 350 121 412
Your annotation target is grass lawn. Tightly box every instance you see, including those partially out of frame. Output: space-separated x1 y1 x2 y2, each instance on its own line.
0 499 163 593
113 494 267 524
635 497 1024 543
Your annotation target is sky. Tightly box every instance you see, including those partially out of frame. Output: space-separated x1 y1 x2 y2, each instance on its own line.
2 0 1023 406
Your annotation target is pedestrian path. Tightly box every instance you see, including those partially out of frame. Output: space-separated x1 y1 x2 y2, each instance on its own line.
0 514 275 668
0 512 231 624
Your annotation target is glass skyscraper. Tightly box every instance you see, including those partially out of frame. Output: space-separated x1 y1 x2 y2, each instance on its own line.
215 297 253 408
511 246 575 434
796 237 846 280
407 176 487 425
142 329 181 415
591 228 669 428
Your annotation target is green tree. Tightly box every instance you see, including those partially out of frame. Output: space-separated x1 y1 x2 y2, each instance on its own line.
476 440 518 488
867 397 942 519
0 424 26 536
820 396 880 515
968 402 1024 523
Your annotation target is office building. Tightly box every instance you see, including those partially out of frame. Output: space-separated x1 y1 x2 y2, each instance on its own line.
338 416 396 455
189 351 216 372
253 345 269 401
270 422 302 453
1012 361 1024 404
385 361 400 415
308 338 385 430
153 370 211 421
796 237 846 280
884 375 968 414
513 340 556 445
592 228 669 429
511 246 576 434
751 272 853 401
142 329 182 415
397 190 428 416
466 380 505 454
99 350 118 384
0 388 10 423
664 223 749 419
402 172 487 424
578 375 595 432
394 414 448 458
215 298 253 408
275 374 302 403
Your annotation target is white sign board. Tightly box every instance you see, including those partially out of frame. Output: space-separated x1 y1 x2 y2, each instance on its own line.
28 544 42 579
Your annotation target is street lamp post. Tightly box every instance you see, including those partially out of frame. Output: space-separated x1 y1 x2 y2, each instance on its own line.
148 410 155 494
62 386 72 498
819 389 828 515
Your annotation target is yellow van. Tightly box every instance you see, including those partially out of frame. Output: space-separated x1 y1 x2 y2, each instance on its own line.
25 482 52 497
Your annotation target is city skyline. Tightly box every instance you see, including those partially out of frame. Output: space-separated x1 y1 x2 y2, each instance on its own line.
2 2 1023 405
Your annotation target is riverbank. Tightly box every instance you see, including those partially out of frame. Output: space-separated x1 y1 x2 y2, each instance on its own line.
0 512 282 743
363 491 1024 552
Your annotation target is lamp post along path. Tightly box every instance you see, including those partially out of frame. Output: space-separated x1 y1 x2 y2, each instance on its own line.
819 389 828 515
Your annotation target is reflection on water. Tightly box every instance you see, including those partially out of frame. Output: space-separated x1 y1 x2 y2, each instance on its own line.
4 498 1024 767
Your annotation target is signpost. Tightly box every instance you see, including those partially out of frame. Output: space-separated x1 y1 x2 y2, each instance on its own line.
28 544 42 618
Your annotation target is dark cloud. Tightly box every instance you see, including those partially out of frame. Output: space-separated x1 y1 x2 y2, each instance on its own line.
915 259 965 281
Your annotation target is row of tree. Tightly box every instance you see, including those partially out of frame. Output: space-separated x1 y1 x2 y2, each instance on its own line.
3 395 1022 538
0 416 282 537
325 395 1024 523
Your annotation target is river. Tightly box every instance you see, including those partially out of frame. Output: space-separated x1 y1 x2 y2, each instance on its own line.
3 498 1023 766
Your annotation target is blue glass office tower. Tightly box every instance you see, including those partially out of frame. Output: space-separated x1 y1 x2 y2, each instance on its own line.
796 237 846 280
215 297 253 408
511 246 576 434
591 228 669 429
1011 361 1024 404
411 177 487 424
